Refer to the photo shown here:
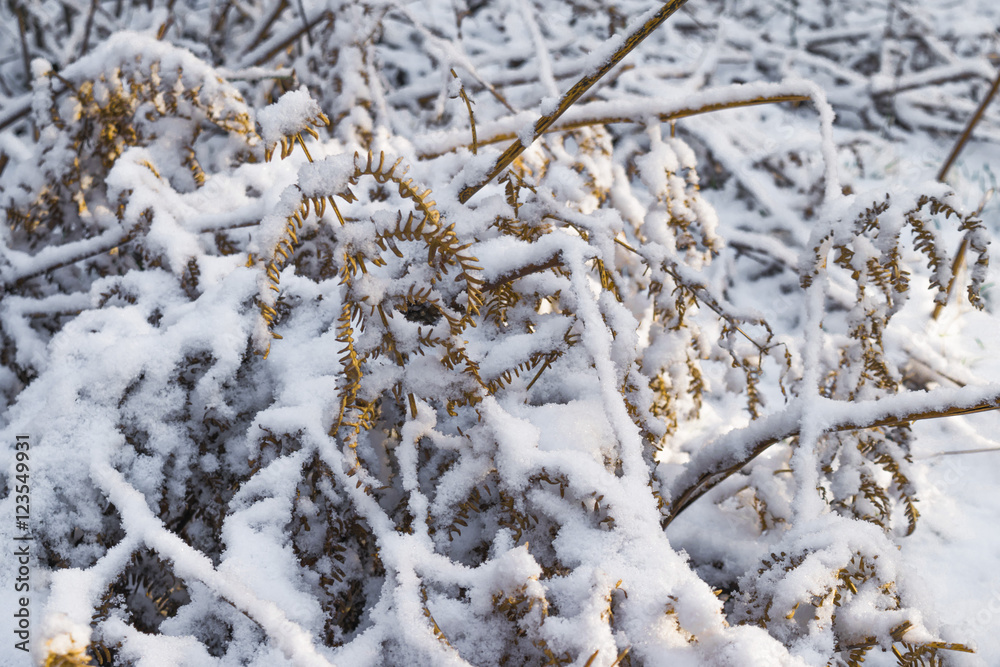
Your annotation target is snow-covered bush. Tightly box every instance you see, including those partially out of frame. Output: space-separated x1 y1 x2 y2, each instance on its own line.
2 1 999 665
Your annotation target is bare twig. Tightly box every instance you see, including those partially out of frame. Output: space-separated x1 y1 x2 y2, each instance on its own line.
17 4 32 82
932 66 1000 320
419 93 810 158
80 0 100 57
246 11 331 68
458 0 691 203
525 353 557 391
0 101 29 134
610 648 631 667
156 0 178 41
481 253 563 292
936 68 1000 182
213 0 234 35
242 0 290 56
452 69 478 155
923 446 1000 457
294 0 314 47
1 214 262 292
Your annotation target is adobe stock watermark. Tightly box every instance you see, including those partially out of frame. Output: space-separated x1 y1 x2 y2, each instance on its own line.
11 434 32 654
966 578 1000 635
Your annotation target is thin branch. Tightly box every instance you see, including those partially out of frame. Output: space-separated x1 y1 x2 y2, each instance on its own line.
156 0 178 41
663 389 1000 527
246 10 331 68
213 0 234 35
294 0 315 47
17 4 32 82
217 67 295 82
80 0 100 57
458 0 691 203
452 69 478 155
241 0 290 56
2 231 129 291
936 67 1000 182
551 94 811 134
923 446 1000 457
525 353 556 391
2 213 262 292
393 4 518 115
419 92 810 159
932 66 1000 320
481 253 563 292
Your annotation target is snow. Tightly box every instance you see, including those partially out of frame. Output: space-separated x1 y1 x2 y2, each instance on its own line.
257 88 324 149
4 0 1000 664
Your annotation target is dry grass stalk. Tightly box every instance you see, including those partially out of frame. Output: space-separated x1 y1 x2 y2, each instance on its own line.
458 0 691 202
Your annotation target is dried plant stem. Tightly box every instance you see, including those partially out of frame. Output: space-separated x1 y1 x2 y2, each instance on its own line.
249 11 331 67
481 253 563 291
543 94 810 138
294 0 315 47
611 648 631 667
525 354 555 391
611 235 773 352
935 68 1000 183
2 215 262 291
17 5 31 81
664 394 1000 527
927 446 1000 457
422 93 810 158
458 0 691 203
0 100 30 133
408 63 636 111
452 69 478 154
213 0 234 34
3 235 134 291
931 66 1000 320
80 0 99 57
661 265 771 352
242 0 290 55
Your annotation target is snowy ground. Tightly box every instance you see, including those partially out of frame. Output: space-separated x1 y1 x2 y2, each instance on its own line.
886 135 1000 666
903 307 1000 666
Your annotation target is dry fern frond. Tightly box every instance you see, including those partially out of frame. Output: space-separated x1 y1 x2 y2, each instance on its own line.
4 40 257 241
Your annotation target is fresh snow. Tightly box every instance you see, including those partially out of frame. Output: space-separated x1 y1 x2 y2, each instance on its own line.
2 0 1000 665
